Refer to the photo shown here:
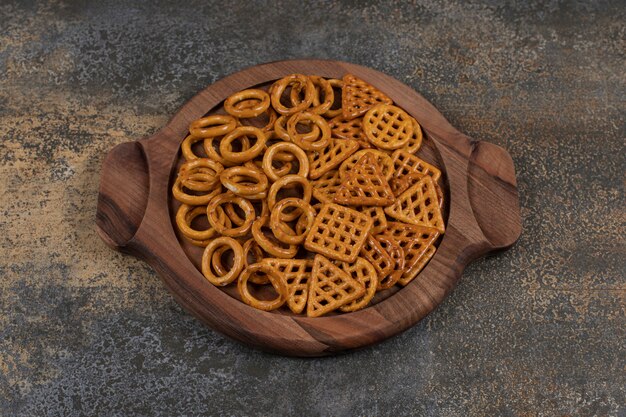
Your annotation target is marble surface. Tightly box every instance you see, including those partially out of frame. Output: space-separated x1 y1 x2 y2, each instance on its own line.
1 1 624 416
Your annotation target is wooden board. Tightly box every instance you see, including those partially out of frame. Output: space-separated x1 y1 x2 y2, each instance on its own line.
96 59 522 356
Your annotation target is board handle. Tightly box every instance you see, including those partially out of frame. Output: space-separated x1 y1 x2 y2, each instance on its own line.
466 141 522 250
96 141 150 252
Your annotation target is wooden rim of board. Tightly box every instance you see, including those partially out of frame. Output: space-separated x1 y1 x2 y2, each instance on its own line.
96 59 522 356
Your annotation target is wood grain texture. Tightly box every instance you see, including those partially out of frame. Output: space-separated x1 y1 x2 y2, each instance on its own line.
95 59 522 356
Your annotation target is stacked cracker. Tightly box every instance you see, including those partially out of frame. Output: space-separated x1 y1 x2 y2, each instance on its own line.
172 73 445 317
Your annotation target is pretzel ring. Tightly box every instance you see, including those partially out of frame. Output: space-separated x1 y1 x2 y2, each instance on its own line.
251 216 298 258
242 238 269 284
290 75 334 115
220 166 269 198
201 237 244 286
211 245 233 276
172 177 221 205
206 192 255 237
224 89 270 118
189 114 237 138
181 135 206 160
179 158 224 191
323 78 344 118
273 115 320 142
262 142 309 182
270 74 315 115
237 263 287 311
269 198 315 245
287 112 330 151
236 102 277 132
219 126 267 163
203 136 250 167
267 175 312 220
176 204 219 243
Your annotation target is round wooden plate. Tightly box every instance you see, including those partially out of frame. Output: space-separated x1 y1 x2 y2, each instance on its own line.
96 59 521 356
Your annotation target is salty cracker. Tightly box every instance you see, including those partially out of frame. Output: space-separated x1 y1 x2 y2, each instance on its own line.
308 138 359 180
391 149 441 183
328 116 371 149
359 233 394 278
311 169 342 204
342 74 393 120
334 153 395 207
398 244 436 287
353 206 387 235
384 176 445 233
378 222 439 285
338 257 378 312
363 104 414 150
262 258 313 314
307 255 365 317
304 203 373 263
338 149 394 181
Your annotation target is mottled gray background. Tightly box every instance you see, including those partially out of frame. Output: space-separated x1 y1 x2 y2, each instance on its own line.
1 0 624 416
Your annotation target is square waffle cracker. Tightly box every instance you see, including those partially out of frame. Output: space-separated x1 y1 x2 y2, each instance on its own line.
307 254 365 317
384 175 445 233
262 258 313 314
391 149 441 183
311 169 342 204
353 206 388 235
334 153 395 206
304 203 373 262
397 243 436 286
359 233 394 278
329 116 372 149
308 138 359 179
378 221 439 284
342 74 392 120
338 257 378 312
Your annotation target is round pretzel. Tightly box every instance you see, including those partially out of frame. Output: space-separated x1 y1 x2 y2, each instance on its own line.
237 263 287 311
175 204 221 245
262 142 309 182
287 112 331 151
242 238 269 284
251 216 298 258
172 177 221 205
189 114 237 138
323 78 344 118
224 89 270 118
201 237 244 286
273 114 320 143
290 75 334 115
270 74 315 115
267 175 312 220
203 136 251 167
181 135 206 160
206 192 255 237
219 126 267 163
237 102 277 132
178 158 224 191
220 166 269 198
269 198 315 245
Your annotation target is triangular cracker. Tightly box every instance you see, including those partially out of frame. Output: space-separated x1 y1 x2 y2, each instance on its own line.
334 153 395 206
384 176 445 233
308 138 359 179
306 255 365 317
311 169 342 204
342 74 392 120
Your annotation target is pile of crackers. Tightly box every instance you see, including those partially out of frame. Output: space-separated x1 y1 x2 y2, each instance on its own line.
172 73 445 317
